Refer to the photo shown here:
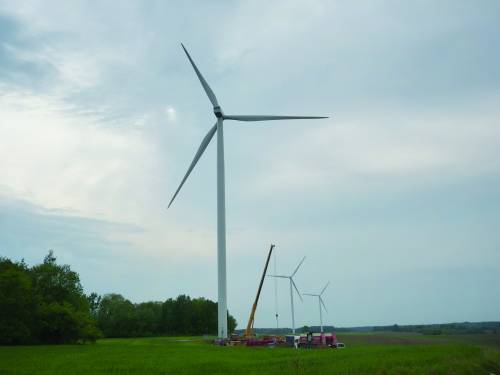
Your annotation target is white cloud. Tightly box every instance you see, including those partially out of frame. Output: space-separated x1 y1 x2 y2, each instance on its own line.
248 97 500 198
0 84 223 261
0 89 156 221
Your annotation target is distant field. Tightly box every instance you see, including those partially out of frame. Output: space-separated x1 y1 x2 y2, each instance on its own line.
0 333 499 374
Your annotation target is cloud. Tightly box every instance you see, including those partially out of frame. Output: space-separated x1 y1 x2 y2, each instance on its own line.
164 106 177 124
0 194 218 302
0 194 141 291
0 87 216 258
0 89 161 221
0 0 499 326
250 97 500 199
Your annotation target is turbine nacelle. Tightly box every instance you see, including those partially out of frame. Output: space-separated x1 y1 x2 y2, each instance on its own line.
214 106 224 118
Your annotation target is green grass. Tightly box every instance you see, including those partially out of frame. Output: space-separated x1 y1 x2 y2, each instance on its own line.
0 333 499 374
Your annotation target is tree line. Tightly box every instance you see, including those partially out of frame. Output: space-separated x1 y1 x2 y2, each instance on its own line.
372 322 500 335
94 293 236 338
0 252 236 344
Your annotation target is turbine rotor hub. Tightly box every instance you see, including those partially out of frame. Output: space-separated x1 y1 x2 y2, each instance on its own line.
213 106 224 118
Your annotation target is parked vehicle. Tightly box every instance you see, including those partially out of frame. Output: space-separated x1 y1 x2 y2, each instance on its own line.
297 332 338 348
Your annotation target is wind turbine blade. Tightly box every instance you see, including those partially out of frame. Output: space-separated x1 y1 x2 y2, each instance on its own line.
267 275 288 279
291 256 306 277
320 282 330 296
224 115 328 122
181 43 219 108
291 279 303 302
320 297 328 313
167 123 217 208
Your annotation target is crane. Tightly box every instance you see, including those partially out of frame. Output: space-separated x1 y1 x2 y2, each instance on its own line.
244 244 275 338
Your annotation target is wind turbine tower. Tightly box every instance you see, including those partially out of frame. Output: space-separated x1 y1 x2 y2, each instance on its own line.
303 282 330 333
168 44 328 339
268 256 306 334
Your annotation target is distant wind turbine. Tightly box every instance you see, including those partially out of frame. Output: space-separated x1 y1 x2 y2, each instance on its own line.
168 44 328 339
267 256 306 334
303 281 330 333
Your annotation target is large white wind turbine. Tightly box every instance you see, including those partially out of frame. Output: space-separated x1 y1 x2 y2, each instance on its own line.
168 44 328 339
303 281 330 333
267 256 306 334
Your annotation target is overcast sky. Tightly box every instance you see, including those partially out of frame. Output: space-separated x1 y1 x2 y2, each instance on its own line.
1 0 499 329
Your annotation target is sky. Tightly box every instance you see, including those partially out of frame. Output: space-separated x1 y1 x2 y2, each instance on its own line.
0 0 499 329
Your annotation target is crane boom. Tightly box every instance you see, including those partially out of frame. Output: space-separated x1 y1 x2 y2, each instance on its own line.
244 244 275 338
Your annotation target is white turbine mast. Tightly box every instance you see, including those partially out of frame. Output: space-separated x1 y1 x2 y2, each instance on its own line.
267 256 306 334
273 249 279 330
168 43 328 339
303 281 330 333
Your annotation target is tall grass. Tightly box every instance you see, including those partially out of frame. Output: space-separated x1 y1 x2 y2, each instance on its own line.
0 334 499 374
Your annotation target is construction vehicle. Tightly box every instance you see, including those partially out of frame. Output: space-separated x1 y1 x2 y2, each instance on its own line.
243 244 275 339
296 332 338 348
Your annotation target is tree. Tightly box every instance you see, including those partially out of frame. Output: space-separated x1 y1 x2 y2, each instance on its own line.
134 301 162 336
30 251 100 343
2 252 237 342
31 250 87 310
0 258 35 344
0 252 101 344
97 294 136 337
158 296 237 336
227 312 237 334
87 292 101 318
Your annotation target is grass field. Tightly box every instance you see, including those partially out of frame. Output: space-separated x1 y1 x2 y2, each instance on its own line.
1 333 499 374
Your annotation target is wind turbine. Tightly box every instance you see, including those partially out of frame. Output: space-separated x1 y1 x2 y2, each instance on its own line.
303 281 330 333
168 44 328 339
267 256 306 334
